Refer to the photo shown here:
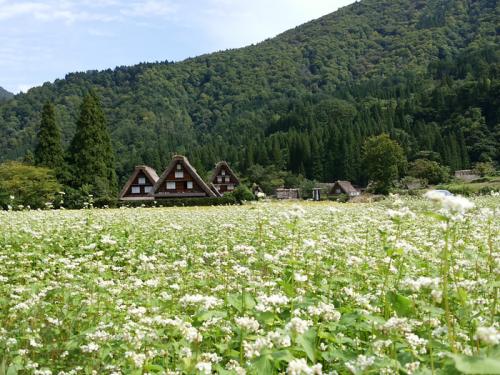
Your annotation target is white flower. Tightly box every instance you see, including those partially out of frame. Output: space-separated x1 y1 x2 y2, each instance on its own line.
286 317 312 335
235 316 260 332
100 235 117 245
286 358 322 375
474 326 500 345
81 342 99 353
195 361 212 374
294 272 308 282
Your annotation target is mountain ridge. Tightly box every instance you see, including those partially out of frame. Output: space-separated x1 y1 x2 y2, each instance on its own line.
0 87 13 101
0 0 498 183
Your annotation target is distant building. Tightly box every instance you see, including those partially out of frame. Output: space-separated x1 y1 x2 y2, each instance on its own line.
330 181 360 197
210 161 240 195
454 169 479 181
152 155 217 199
119 165 159 201
276 188 300 200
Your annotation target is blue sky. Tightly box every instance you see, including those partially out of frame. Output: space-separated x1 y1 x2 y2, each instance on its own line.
0 0 354 94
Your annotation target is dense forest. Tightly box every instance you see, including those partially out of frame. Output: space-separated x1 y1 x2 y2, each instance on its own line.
0 0 498 186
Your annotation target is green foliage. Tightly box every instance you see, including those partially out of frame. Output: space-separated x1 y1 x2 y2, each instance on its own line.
407 158 450 185
0 86 13 101
0 0 498 188
449 354 500 374
362 134 406 194
34 102 64 170
0 161 61 209
229 185 255 202
68 92 117 197
473 161 496 177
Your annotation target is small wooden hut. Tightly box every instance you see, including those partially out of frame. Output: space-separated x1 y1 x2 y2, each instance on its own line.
210 161 240 195
152 155 216 199
119 165 159 201
276 188 300 200
330 181 360 197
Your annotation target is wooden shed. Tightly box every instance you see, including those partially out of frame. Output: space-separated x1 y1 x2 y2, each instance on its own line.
119 165 159 201
276 188 300 200
152 155 216 198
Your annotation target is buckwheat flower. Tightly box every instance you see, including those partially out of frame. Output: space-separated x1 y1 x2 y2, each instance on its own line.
100 235 117 245
235 316 260 332
286 317 312 335
294 272 308 282
125 351 146 368
81 343 99 353
431 289 442 303
180 347 192 358
195 361 212 375
183 326 203 343
405 361 420 374
474 326 500 345
226 359 246 375
286 358 322 375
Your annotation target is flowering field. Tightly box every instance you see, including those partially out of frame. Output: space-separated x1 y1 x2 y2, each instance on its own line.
0 196 499 375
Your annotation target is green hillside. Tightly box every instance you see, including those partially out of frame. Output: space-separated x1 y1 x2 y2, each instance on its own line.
0 0 498 184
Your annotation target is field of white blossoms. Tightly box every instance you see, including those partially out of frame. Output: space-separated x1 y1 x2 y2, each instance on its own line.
0 195 499 375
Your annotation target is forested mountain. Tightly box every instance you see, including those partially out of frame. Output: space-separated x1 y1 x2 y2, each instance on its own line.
0 87 13 102
0 0 498 185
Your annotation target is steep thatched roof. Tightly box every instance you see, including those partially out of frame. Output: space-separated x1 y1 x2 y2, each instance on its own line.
210 161 240 184
333 180 358 194
153 155 216 197
119 165 159 199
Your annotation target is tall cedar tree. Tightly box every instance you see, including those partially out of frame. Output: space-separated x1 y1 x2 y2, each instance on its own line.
35 102 63 170
69 92 117 197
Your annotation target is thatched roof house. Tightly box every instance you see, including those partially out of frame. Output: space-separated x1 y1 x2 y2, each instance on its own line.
119 165 159 201
331 181 360 196
210 161 240 195
152 155 216 198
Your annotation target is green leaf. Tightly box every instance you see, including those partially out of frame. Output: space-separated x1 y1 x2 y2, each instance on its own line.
450 354 500 374
195 309 228 322
252 354 274 375
271 350 295 363
387 291 413 317
297 329 317 362
144 364 165 372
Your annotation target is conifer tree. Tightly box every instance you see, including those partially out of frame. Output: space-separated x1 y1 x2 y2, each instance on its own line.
35 102 64 170
69 91 117 197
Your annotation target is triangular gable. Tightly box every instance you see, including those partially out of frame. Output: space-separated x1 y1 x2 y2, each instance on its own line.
209 183 222 197
119 165 159 200
153 155 216 198
210 161 240 185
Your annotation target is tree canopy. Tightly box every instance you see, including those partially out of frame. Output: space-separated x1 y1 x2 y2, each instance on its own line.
0 0 498 187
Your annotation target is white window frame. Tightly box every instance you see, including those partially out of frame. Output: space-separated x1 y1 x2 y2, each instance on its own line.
131 186 140 194
144 186 152 193
166 181 176 190
176 164 182 170
227 184 235 191
138 177 146 185
221 170 226 176
217 176 222 183
187 181 193 189
225 176 230 183
175 171 184 178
